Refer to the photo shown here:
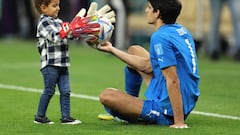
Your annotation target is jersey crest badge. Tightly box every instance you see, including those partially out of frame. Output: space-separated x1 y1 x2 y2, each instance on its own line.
154 44 163 56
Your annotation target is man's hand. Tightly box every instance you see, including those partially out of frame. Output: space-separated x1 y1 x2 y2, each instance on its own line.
170 123 189 129
95 41 113 52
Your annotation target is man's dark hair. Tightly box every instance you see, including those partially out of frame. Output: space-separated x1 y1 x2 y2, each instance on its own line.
34 0 52 13
148 0 182 24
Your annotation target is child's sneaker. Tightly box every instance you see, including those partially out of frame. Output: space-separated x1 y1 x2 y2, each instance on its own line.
34 115 54 124
61 117 81 125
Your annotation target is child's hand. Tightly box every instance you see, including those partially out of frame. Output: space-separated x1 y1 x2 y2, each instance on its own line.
71 16 100 37
59 6 101 39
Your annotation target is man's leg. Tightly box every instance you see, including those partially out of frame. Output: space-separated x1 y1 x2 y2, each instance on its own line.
127 45 153 86
100 45 152 122
99 88 144 121
124 66 142 97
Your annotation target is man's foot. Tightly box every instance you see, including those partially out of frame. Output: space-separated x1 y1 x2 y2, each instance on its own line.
97 113 114 120
61 117 81 125
34 115 54 124
113 116 128 123
98 113 128 123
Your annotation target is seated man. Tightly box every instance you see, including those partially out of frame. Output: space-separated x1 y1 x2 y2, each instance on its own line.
96 0 200 128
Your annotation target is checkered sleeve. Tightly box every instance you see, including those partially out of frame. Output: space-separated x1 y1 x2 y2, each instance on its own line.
37 15 66 44
36 15 71 69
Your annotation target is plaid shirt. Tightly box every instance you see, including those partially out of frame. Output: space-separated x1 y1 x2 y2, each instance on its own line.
36 15 72 69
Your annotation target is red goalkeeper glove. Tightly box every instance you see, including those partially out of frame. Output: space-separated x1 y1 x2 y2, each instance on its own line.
60 16 100 39
60 22 71 39
71 16 100 38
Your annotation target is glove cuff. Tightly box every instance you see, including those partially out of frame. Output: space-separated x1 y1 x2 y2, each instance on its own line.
60 22 71 39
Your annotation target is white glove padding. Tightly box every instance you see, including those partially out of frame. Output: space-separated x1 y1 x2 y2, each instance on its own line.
75 8 87 17
72 2 115 47
87 2 116 23
97 4 116 23
74 2 116 23
87 2 98 17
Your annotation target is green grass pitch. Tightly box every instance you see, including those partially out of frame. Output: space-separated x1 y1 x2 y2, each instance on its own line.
0 39 240 135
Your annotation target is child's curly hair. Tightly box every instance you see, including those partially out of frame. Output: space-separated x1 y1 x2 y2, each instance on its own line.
34 0 52 13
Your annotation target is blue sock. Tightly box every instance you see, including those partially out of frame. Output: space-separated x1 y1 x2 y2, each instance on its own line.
124 66 142 97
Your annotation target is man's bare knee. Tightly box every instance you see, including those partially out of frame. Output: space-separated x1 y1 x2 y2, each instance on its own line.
99 88 117 105
128 45 142 55
128 45 149 59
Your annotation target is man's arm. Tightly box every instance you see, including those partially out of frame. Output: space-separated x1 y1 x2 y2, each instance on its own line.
99 41 152 73
161 66 188 128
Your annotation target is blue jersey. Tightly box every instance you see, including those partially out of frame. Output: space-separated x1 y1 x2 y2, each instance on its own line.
145 24 200 116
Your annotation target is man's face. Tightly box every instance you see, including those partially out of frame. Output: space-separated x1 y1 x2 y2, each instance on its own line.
145 2 158 24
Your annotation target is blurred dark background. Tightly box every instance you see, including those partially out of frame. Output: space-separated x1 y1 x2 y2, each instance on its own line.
0 0 239 61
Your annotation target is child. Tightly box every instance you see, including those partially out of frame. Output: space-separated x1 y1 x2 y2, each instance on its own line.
33 0 97 124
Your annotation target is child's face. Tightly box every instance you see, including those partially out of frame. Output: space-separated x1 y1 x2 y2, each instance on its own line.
41 0 60 18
